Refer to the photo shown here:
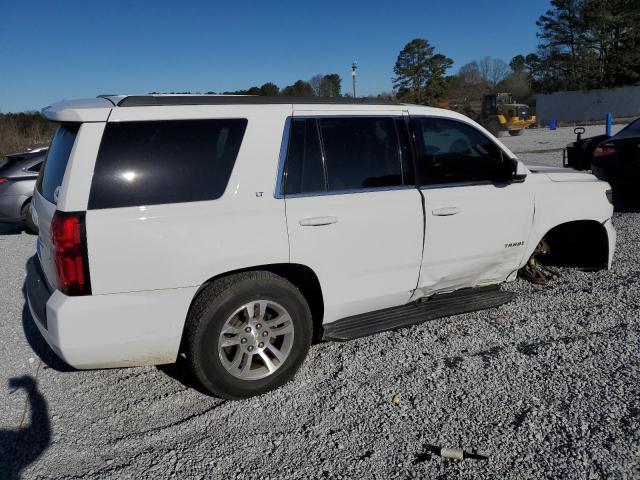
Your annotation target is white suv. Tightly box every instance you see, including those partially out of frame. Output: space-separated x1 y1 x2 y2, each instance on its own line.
26 95 616 399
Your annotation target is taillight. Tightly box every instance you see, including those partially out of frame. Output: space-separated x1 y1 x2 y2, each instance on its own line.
0 178 8 183
593 144 617 158
51 211 91 296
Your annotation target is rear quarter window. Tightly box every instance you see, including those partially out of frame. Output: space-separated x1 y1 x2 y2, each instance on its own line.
36 124 79 203
88 119 247 209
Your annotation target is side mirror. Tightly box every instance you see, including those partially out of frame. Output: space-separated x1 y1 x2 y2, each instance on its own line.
512 159 528 183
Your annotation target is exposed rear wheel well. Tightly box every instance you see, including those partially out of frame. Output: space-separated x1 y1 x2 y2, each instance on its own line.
538 220 609 270
185 264 324 343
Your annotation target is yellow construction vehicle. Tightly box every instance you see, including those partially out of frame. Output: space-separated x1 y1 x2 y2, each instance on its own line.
481 93 536 137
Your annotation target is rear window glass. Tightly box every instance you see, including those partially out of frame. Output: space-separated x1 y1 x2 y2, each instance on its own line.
36 124 79 203
318 117 404 191
88 119 247 209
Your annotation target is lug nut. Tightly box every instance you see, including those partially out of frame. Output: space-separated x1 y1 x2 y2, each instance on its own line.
256 323 262 329
240 338 248 344
258 342 264 348
245 327 251 333
262 331 269 337
248 345 254 352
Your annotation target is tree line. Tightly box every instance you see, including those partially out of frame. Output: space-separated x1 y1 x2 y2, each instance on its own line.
211 73 342 97
394 0 640 109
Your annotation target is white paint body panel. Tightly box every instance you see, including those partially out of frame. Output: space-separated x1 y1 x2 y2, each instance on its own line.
27 99 616 369
418 181 534 295
29 287 197 368
285 189 424 324
41 98 113 123
88 105 291 294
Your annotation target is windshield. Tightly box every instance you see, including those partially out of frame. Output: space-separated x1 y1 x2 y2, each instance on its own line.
36 124 79 203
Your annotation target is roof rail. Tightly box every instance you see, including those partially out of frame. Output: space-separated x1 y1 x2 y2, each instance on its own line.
114 95 403 107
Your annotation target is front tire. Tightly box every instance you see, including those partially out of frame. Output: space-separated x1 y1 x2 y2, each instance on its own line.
185 271 312 399
509 129 525 136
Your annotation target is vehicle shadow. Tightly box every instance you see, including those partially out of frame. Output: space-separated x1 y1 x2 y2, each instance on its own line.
0 376 52 480
157 361 214 396
21 259 75 373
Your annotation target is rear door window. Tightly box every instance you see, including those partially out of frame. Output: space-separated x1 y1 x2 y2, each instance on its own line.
88 119 247 209
283 118 326 195
36 124 79 203
318 117 406 191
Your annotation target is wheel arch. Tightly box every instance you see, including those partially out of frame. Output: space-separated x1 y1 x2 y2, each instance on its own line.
527 219 610 270
183 263 325 345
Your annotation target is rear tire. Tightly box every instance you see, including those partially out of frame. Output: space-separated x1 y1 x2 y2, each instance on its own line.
184 271 312 399
22 201 37 235
509 129 525 136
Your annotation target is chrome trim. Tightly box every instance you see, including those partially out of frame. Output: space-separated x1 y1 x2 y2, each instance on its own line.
283 184 417 199
419 180 510 190
273 117 292 199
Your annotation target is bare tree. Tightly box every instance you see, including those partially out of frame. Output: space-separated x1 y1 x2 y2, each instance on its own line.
478 57 510 89
309 75 323 96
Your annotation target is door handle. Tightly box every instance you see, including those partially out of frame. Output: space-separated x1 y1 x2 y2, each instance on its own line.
432 206 461 216
299 216 338 226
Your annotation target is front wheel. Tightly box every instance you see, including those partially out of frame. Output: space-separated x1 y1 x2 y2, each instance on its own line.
184 271 312 399
509 129 525 136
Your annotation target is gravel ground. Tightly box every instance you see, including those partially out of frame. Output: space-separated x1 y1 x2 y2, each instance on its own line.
1 126 639 479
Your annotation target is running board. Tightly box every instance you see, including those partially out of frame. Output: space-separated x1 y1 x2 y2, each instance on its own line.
322 285 515 341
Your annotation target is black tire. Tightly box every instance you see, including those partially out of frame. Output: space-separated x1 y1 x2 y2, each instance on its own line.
509 129 525 136
184 271 312 399
22 201 38 235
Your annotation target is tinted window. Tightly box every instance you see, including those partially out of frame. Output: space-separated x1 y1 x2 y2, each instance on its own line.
37 124 79 203
284 119 325 194
318 117 405 191
411 118 507 185
89 119 247 209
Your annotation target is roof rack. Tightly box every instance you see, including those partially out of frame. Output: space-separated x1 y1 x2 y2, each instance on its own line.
114 95 403 107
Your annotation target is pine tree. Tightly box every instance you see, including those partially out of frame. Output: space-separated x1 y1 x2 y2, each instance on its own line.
393 39 453 105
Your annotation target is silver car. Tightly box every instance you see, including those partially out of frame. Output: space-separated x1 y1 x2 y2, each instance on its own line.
0 147 48 233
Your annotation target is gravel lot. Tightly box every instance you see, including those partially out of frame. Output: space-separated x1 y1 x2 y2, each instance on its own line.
1 126 638 479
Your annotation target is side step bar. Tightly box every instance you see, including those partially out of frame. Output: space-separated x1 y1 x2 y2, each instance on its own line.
322 285 515 341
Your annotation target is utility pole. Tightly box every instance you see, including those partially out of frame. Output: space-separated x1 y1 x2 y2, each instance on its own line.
351 61 357 98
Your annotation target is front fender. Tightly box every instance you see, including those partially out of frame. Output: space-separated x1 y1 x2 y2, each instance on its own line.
521 180 614 269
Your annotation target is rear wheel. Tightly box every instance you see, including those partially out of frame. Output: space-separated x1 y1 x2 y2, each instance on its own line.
509 129 525 136
185 271 312 399
22 201 37 234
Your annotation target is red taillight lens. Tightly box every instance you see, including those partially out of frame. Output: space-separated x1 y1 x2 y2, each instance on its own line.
593 145 617 158
51 211 91 296
0 178 8 183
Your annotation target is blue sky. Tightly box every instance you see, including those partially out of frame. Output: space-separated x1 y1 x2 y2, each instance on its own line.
0 0 550 112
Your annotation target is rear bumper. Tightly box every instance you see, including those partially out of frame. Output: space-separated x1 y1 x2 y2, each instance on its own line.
26 258 197 368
